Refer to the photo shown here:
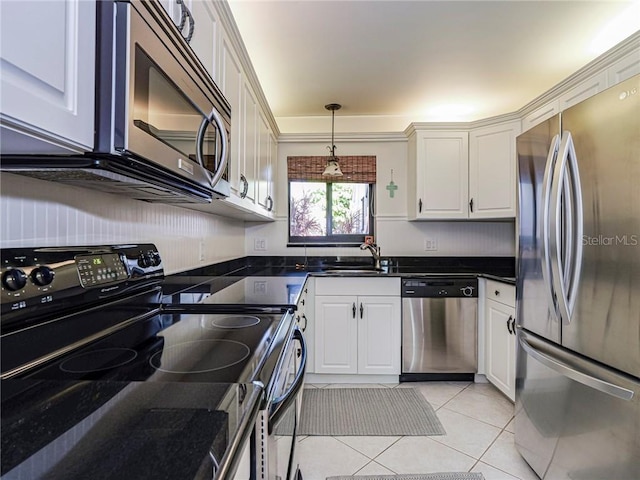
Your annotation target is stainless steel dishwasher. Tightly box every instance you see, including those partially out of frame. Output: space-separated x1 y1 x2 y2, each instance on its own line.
400 277 478 382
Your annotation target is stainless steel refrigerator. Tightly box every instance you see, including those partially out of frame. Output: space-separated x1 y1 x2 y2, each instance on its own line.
515 74 640 480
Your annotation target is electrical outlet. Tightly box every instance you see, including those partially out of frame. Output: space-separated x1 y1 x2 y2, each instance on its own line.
254 238 267 251
424 238 438 251
254 281 267 295
198 239 205 261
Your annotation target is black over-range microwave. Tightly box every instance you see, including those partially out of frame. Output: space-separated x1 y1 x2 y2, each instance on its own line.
1 0 230 204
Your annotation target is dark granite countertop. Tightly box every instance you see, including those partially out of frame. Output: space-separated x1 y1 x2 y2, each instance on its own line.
1 380 262 479
164 256 516 295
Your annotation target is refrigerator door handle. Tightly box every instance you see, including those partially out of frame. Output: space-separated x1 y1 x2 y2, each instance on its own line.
519 333 634 401
549 131 584 325
541 134 561 318
563 132 584 320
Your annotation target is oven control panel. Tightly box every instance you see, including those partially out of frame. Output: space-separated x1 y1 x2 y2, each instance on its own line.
76 253 130 287
1 244 164 322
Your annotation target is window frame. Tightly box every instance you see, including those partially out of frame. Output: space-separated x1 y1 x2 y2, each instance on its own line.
287 180 375 247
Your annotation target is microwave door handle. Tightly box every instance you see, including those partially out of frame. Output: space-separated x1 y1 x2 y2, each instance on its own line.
268 328 307 434
197 107 229 188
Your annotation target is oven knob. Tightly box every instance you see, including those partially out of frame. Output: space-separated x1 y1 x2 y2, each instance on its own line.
31 266 55 286
2 269 28 291
150 252 162 267
138 253 152 268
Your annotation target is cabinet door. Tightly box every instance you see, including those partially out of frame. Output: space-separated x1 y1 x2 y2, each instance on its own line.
188 0 219 82
0 0 95 153
315 296 358 374
241 80 258 203
414 131 469 219
469 122 520 219
358 296 401 375
219 34 244 198
257 112 272 211
485 299 516 401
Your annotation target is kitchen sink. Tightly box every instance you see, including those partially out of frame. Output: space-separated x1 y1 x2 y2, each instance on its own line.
322 267 386 275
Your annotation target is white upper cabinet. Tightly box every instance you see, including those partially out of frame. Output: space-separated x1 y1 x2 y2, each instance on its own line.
188 0 220 82
557 71 608 112
607 48 640 86
468 121 521 219
521 99 560 133
257 112 274 213
407 130 469 220
0 0 95 153
241 80 258 204
219 32 244 198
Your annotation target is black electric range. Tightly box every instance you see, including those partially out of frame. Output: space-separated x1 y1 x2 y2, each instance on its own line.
0 245 306 479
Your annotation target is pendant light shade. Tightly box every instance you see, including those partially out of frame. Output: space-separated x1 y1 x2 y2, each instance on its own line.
323 103 343 177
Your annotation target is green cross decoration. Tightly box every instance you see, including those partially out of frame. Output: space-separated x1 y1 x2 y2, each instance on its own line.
386 169 398 198
386 180 398 198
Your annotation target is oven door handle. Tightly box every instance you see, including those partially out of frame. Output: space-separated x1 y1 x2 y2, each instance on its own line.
268 328 307 434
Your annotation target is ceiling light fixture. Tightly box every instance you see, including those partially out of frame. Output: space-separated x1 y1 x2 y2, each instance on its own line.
323 103 343 177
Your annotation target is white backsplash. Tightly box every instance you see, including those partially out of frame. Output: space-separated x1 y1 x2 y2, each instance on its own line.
0 174 246 274
246 217 515 258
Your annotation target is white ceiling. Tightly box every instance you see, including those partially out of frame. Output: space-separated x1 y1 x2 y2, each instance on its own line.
227 1 640 130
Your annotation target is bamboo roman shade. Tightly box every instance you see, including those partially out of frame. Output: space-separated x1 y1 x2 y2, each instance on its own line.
287 156 376 183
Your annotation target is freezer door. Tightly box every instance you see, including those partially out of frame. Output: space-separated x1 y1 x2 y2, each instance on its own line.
560 74 640 378
516 114 561 343
515 330 639 480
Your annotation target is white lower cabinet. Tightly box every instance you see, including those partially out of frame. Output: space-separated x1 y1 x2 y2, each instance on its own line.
484 279 516 401
314 278 401 376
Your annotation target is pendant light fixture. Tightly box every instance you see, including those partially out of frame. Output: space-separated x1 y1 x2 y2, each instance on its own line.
323 103 343 177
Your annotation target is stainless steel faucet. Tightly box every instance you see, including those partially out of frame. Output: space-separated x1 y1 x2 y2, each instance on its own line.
360 243 382 269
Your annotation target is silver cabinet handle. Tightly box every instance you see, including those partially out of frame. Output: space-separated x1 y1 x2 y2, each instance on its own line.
240 174 248 199
541 133 561 319
519 333 633 401
197 107 229 189
176 0 187 32
185 5 194 43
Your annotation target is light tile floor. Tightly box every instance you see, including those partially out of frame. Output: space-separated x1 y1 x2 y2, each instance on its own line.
295 382 539 480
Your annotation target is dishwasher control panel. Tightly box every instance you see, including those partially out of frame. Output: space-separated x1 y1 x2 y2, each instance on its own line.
401 277 478 297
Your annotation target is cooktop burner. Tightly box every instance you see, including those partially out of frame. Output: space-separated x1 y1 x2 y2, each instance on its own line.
59 348 139 373
209 315 261 329
149 339 251 374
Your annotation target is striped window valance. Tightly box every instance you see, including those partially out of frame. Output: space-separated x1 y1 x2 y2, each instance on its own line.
287 156 376 183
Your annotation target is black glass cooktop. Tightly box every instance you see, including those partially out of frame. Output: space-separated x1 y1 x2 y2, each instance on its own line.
162 274 306 309
22 308 287 385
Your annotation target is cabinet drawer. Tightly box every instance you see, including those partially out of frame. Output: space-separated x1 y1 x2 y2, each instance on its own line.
485 279 515 308
315 277 400 296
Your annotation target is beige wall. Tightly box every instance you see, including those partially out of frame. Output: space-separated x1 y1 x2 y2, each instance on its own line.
245 139 515 258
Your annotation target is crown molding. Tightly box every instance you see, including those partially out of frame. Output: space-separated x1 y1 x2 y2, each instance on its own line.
279 132 409 143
